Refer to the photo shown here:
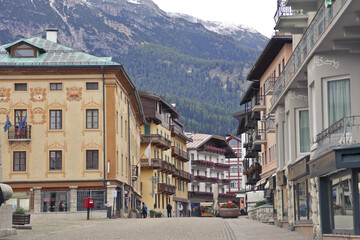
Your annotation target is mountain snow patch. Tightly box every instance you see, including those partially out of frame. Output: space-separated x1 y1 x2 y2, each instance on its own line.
126 0 141 4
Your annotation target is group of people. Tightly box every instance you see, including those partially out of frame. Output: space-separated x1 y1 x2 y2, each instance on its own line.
141 202 184 218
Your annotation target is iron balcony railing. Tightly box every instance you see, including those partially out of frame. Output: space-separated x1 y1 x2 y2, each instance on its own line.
271 0 348 107
8 125 31 141
252 95 265 109
266 116 276 132
314 115 360 159
274 0 307 24
264 75 277 95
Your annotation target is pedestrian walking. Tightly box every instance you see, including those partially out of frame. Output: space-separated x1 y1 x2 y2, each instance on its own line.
166 203 172 218
178 202 183 217
142 202 147 218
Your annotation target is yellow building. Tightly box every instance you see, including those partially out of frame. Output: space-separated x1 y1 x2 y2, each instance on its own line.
0 30 145 218
139 91 192 217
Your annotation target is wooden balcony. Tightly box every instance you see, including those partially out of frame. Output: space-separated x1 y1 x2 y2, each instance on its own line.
140 158 162 168
188 191 213 200
157 183 176 195
170 124 179 137
171 146 189 162
218 193 235 201
214 163 230 171
191 160 214 168
8 125 31 142
178 169 192 182
141 134 171 150
221 179 231 185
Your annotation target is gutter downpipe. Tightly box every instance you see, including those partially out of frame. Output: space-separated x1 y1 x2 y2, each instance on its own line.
128 101 132 207
101 66 107 204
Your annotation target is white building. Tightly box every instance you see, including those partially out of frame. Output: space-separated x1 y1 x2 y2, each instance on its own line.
186 133 236 207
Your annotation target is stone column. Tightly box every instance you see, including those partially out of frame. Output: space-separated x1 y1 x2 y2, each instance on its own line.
69 186 78 212
33 187 42 213
287 180 295 231
107 185 117 218
310 177 322 240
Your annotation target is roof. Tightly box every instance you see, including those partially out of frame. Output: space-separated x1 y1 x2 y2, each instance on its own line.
239 81 258 105
246 35 292 80
186 133 236 158
0 37 120 67
138 91 179 118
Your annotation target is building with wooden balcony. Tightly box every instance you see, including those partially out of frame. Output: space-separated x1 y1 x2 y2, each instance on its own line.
243 0 360 239
187 133 236 214
139 91 192 217
0 30 145 219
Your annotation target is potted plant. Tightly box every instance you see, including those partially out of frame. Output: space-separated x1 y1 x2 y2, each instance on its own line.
219 202 240 218
129 208 137 218
149 209 156 218
13 208 31 225
155 211 162 218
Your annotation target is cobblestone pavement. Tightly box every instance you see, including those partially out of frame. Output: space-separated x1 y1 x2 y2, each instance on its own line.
2 217 311 240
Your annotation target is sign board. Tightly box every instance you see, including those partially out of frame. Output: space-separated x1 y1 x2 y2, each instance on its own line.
113 190 117 198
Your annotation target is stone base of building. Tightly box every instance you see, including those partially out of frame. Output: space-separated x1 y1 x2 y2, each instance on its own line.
247 205 274 224
323 234 360 240
0 204 17 238
294 224 313 239
30 210 107 221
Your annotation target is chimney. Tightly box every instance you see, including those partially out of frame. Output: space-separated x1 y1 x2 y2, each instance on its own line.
46 28 58 43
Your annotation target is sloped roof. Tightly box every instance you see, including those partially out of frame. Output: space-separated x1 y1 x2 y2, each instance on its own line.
0 37 119 67
186 133 236 158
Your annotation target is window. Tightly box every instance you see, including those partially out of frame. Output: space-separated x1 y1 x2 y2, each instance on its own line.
298 110 310 153
294 180 311 222
49 151 62 170
15 83 27 91
86 150 99 170
86 82 98 90
42 191 68 212
50 83 62 90
86 109 98 129
14 109 27 125
49 110 62 129
77 190 104 211
13 151 26 171
13 43 36 58
327 79 351 126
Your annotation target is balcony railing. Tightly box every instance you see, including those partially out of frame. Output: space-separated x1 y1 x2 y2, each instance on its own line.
188 191 213 200
314 115 360 159
140 158 162 168
214 163 230 171
8 125 31 142
252 95 266 111
274 0 306 24
221 179 231 185
141 134 171 150
271 0 348 107
266 116 276 133
265 76 277 95
157 183 176 195
192 160 215 168
218 193 235 201
171 146 189 162
179 169 192 182
253 128 266 144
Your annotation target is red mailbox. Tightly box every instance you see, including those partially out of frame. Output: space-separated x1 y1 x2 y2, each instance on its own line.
83 197 95 208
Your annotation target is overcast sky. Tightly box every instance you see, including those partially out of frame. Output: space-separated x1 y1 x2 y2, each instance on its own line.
152 0 278 37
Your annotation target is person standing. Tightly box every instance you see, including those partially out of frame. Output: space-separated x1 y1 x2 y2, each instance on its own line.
178 202 183 217
142 202 147 218
166 203 172 218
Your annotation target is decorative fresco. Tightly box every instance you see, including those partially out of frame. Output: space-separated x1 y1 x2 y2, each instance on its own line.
30 87 47 102
66 87 82 101
0 88 11 102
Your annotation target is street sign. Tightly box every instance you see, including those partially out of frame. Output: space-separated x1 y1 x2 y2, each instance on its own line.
113 190 117 198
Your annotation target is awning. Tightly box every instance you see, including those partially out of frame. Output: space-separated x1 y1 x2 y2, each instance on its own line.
255 178 267 187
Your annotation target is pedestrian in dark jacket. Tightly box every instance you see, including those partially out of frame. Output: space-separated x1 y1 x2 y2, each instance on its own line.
142 202 147 218
166 203 172 218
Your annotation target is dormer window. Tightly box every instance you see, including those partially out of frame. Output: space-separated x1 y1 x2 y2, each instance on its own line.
12 43 37 58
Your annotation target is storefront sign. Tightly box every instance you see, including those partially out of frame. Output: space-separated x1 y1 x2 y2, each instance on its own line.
269 176 276 190
276 170 287 186
288 155 309 181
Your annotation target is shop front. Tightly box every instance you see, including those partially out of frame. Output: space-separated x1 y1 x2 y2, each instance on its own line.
276 170 288 227
310 146 360 238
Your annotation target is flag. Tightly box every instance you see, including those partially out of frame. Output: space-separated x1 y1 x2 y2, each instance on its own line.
3 114 11 132
143 142 151 166
16 113 27 136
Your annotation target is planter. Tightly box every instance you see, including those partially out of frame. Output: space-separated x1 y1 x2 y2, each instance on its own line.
219 208 239 218
12 214 31 225
150 215 155 218
129 211 137 218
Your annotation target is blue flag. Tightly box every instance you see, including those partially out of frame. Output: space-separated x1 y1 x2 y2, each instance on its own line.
17 113 27 136
3 114 11 132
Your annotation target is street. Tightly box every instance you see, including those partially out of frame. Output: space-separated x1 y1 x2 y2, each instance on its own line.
2 217 311 240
